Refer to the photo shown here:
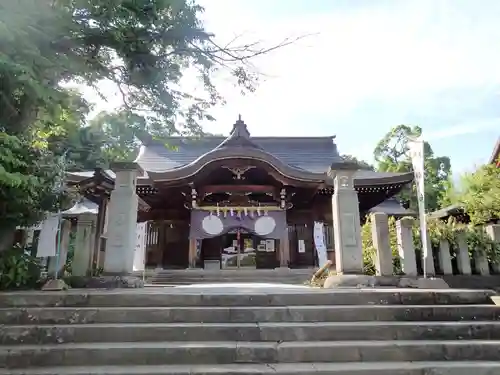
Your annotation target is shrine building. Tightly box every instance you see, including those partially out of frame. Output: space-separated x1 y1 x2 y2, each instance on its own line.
67 117 414 275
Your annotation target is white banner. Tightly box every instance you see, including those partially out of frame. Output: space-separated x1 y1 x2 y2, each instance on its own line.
407 137 430 272
36 214 60 257
133 222 147 272
313 221 329 268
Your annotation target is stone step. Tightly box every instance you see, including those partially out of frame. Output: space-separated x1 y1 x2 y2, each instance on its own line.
4 321 500 345
2 304 499 325
3 340 500 367
0 289 494 308
1 362 500 375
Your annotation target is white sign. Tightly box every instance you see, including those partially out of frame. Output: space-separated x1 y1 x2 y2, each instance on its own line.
36 214 60 257
265 239 275 252
407 137 430 276
313 222 329 268
133 222 147 272
298 239 306 253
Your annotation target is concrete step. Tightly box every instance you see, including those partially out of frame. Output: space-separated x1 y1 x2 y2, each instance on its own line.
3 321 500 345
3 340 500 367
1 362 500 375
0 289 494 308
2 304 499 324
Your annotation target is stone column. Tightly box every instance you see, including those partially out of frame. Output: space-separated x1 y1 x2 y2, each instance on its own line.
103 163 140 275
188 238 197 268
423 234 436 276
438 240 453 275
48 219 72 276
485 224 500 273
474 250 490 275
395 217 417 276
330 168 363 275
371 212 392 276
72 214 96 276
456 232 472 275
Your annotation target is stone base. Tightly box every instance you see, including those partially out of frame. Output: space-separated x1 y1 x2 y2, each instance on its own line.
64 275 145 289
41 279 69 291
323 275 450 289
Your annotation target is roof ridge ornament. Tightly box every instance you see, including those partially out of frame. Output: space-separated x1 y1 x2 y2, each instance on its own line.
215 115 263 150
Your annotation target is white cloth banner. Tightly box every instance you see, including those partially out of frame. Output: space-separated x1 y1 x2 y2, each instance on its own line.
133 222 147 272
407 137 430 261
36 214 60 257
313 221 329 268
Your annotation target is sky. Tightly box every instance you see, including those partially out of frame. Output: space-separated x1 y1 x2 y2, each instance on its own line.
86 0 500 174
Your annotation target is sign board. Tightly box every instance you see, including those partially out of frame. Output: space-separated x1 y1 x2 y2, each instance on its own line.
133 222 147 272
313 221 329 268
298 239 306 253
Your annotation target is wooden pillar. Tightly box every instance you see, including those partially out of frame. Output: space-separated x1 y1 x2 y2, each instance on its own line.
188 238 197 268
279 227 290 267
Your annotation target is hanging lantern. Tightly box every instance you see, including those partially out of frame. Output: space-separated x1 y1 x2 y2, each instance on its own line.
230 208 234 216
244 207 248 216
191 188 198 208
216 204 220 216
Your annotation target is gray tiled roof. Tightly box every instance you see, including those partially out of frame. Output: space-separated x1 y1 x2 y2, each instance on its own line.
137 136 344 174
369 198 416 216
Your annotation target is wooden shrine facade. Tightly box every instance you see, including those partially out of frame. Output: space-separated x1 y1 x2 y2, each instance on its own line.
67 117 413 270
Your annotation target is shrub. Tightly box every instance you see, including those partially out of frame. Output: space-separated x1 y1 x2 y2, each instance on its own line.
0 245 42 290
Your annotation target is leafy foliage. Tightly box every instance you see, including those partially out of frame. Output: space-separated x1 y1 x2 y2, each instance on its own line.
373 125 451 212
0 245 42 290
0 133 69 230
453 163 500 225
0 0 295 238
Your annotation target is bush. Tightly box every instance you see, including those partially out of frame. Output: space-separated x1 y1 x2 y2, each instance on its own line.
0 245 42 290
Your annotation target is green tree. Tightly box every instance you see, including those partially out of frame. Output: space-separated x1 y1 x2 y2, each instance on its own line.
373 125 452 212
0 0 297 246
454 163 500 225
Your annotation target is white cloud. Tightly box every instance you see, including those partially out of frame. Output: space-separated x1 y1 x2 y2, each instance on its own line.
80 0 500 152
193 0 500 137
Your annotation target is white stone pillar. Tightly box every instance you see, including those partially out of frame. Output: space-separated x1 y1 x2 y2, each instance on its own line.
485 224 500 273
48 219 72 276
424 234 436 276
474 252 490 275
72 214 96 276
395 217 417 276
456 232 472 275
330 169 363 274
438 240 453 275
103 163 140 274
371 212 392 276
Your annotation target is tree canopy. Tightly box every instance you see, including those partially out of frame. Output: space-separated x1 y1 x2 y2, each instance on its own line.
373 124 452 212
451 162 500 225
0 0 298 245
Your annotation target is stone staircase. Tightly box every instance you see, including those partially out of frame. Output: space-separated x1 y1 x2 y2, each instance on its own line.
148 268 314 285
1 287 500 374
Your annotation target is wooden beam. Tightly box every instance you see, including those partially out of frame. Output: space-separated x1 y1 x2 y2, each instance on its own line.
200 185 276 195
